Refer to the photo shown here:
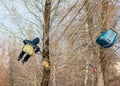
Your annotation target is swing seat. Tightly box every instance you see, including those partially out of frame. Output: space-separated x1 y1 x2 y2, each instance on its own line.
22 44 34 55
96 29 118 48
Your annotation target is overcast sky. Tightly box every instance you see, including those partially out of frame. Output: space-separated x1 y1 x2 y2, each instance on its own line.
0 0 119 40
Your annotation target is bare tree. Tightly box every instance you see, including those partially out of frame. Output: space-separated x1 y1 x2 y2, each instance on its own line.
98 0 108 86
41 0 51 86
0 0 119 86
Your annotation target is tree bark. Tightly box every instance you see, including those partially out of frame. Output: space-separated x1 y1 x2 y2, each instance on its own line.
98 0 108 86
41 0 51 86
85 1 94 86
84 61 89 86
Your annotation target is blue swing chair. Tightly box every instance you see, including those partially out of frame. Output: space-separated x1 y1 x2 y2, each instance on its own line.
96 29 118 48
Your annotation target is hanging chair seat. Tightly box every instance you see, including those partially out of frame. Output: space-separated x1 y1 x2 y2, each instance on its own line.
96 29 118 48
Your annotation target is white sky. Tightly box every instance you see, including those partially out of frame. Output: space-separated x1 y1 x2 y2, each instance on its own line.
0 0 119 40
0 0 37 39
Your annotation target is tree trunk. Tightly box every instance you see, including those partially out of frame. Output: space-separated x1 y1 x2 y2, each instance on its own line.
41 0 51 86
9 39 17 86
84 61 89 86
85 1 94 86
98 0 108 86
85 0 108 86
97 63 104 86
98 48 108 86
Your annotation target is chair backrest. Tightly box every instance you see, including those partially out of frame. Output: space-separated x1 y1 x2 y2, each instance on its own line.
105 29 117 43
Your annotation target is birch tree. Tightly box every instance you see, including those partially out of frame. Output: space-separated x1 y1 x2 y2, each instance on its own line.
98 0 108 86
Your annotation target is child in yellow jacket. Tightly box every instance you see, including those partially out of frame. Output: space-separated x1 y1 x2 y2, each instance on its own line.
18 37 40 64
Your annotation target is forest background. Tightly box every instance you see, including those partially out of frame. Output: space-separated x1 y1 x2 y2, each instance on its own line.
0 0 120 86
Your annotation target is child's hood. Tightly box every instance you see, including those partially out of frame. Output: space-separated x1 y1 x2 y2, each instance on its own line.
32 37 40 44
